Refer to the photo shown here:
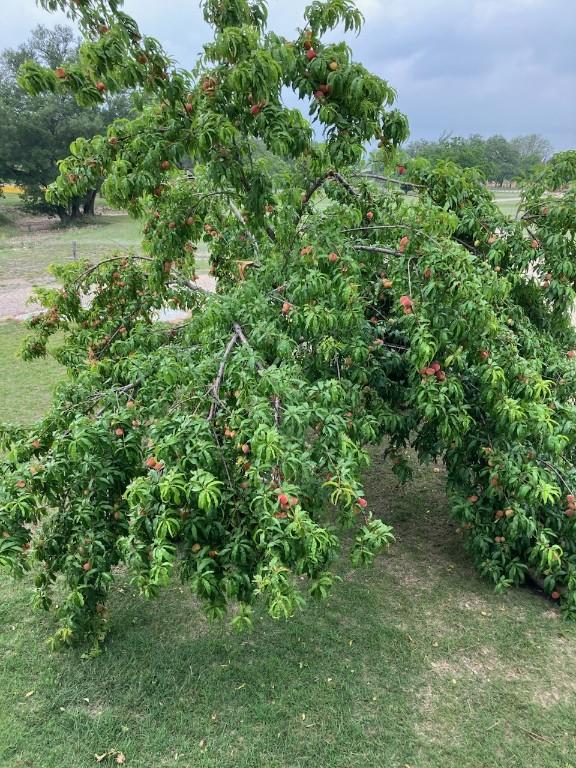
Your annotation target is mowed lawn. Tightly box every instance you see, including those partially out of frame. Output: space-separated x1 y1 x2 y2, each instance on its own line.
0 194 209 287
1 323 576 767
0 321 64 424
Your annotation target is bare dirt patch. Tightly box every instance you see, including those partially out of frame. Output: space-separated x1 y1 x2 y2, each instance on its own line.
0 274 215 321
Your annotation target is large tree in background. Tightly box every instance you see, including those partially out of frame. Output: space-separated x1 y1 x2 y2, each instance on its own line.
0 0 575 649
0 24 132 220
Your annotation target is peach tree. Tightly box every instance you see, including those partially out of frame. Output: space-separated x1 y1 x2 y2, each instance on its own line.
1 0 576 647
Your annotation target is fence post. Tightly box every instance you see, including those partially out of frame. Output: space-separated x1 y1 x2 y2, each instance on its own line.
72 240 77 261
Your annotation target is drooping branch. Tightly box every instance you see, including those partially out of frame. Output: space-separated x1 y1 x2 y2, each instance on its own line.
232 323 265 371
75 255 155 285
301 170 360 209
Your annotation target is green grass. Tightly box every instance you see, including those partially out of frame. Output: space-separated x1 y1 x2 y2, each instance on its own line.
0 321 64 424
1 320 576 766
0 195 208 286
492 190 522 218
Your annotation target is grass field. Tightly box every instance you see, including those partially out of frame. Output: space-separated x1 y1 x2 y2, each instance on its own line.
0 195 144 283
0 321 64 424
0 194 209 288
1 320 576 767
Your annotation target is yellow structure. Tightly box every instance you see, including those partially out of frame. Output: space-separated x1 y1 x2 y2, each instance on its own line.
1 184 25 194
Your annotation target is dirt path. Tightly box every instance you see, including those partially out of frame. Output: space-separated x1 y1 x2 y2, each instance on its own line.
0 274 216 322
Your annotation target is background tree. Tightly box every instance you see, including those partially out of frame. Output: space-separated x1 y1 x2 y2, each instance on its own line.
511 133 553 177
0 0 575 649
389 133 552 184
0 24 132 220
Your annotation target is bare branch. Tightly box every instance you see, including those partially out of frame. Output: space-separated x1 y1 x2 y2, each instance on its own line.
232 323 265 372
353 244 403 257
354 172 424 190
207 331 240 422
273 396 281 428
229 200 260 256
331 171 359 197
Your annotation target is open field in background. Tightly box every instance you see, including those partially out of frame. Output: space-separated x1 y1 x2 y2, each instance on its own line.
1 305 576 766
0 193 209 318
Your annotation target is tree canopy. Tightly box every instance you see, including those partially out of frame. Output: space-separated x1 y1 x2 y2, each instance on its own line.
0 23 132 219
0 0 575 649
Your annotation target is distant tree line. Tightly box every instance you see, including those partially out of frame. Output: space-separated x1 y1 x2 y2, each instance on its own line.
0 25 132 221
401 133 553 185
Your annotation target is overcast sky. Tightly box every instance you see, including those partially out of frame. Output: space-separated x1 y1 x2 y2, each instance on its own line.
2 0 574 151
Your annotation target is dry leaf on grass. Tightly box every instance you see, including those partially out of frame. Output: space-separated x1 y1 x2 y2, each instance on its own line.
95 749 126 764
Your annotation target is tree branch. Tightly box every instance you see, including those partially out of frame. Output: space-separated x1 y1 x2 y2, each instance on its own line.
75 255 154 285
233 323 283 427
353 244 403 257
331 171 359 197
354 172 424 190
207 331 240 422
232 323 265 371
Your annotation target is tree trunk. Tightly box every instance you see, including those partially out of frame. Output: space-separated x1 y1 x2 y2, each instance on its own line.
83 188 97 216
69 198 81 220
56 205 70 224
